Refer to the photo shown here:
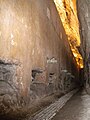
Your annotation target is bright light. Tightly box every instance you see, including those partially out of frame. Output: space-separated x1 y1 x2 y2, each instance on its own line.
54 0 83 68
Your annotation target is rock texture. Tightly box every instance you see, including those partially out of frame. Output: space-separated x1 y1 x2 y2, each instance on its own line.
0 0 79 119
77 0 90 92
54 0 83 68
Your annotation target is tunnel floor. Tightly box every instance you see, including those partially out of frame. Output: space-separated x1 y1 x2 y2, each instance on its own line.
52 89 90 120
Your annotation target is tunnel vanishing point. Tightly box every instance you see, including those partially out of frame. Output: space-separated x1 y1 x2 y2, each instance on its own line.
0 0 89 119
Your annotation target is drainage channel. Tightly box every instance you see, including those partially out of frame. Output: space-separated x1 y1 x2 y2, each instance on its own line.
26 89 79 120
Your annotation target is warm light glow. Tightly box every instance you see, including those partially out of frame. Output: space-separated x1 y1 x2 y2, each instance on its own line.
54 0 83 68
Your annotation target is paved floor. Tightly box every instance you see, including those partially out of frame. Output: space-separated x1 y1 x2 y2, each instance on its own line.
28 89 78 120
52 90 90 120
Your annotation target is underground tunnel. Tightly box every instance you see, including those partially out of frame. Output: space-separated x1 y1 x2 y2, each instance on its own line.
0 0 89 120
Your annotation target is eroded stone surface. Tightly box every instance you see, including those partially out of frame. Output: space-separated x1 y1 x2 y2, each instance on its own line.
0 0 79 119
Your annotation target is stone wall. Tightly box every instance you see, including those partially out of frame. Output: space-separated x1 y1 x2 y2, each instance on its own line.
77 0 90 89
0 0 79 118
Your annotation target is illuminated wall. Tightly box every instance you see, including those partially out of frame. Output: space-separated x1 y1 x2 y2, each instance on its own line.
0 1 79 117
54 0 83 68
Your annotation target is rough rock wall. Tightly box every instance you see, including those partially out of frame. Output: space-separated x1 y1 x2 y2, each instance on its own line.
54 0 83 69
0 0 79 118
77 0 90 89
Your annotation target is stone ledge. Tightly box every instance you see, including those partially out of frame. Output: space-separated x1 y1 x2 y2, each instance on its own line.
27 89 78 120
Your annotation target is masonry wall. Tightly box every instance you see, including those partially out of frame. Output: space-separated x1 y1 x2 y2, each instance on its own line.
0 0 79 117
